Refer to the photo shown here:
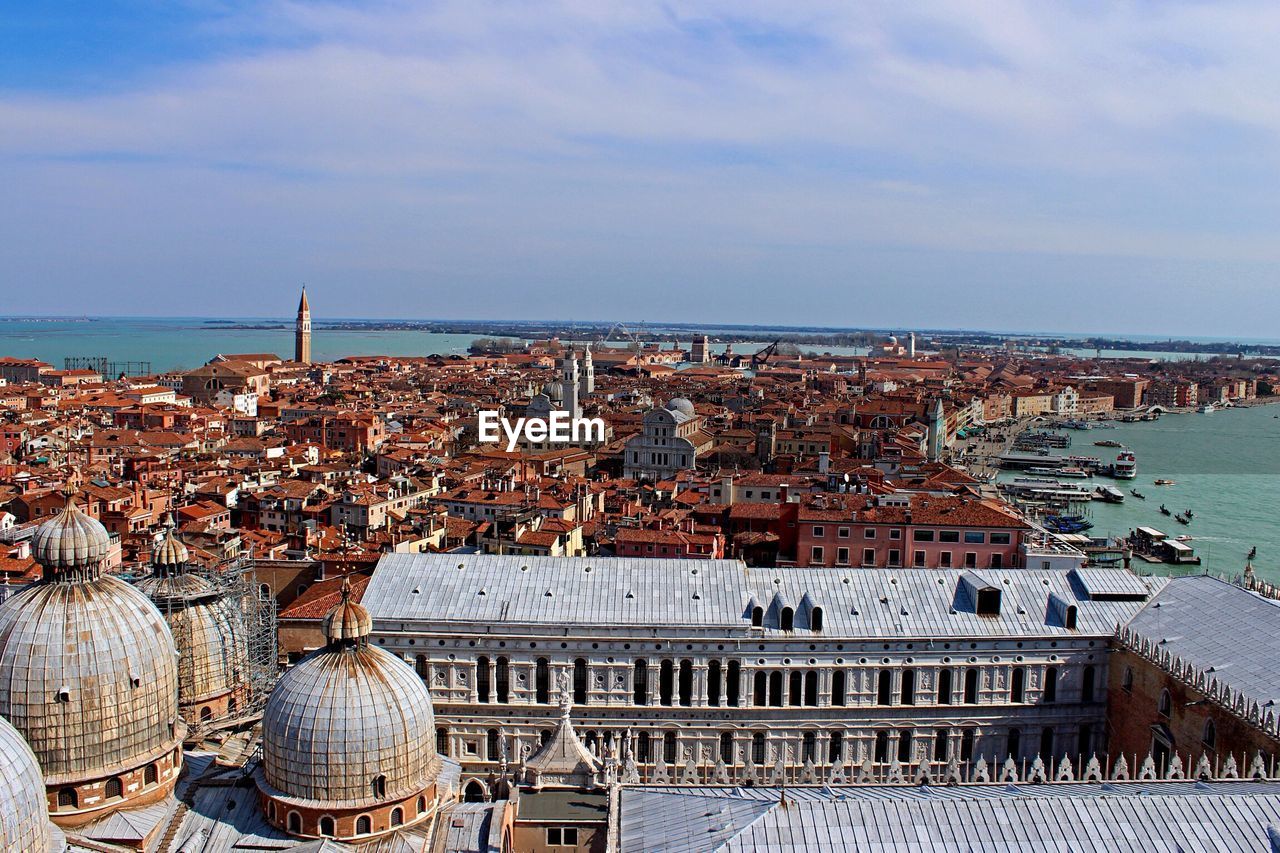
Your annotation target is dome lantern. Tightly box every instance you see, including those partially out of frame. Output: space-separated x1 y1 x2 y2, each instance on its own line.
31 498 111 582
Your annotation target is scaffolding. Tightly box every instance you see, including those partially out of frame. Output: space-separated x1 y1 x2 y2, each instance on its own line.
63 356 153 377
147 552 279 739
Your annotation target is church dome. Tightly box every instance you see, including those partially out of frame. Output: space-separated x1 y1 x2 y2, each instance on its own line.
31 500 111 573
259 584 438 810
151 525 190 570
666 397 696 418
0 504 184 802
0 714 62 852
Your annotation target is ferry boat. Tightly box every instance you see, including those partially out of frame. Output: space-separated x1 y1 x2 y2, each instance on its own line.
1095 485 1126 503
1028 465 1089 478
1154 478 1176 486
1197 403 1216 414
1094 439 1123 448
1111 451 1137 479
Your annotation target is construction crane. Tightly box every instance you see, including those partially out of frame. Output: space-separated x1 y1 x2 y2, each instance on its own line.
751 340 782 369
599 323 643 349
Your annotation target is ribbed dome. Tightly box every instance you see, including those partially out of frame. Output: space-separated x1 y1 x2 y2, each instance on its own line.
0 714 61 852
0 575 183 784
260 643 437 806
324 591 372 644
31 501 111 574
151 527 189 569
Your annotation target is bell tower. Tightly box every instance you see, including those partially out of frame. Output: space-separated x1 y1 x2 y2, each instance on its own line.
295 287 312 364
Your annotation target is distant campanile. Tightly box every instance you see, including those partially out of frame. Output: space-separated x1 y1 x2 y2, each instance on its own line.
295 286 312 364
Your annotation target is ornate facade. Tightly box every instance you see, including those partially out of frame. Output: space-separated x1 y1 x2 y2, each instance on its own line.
362 554 1161 797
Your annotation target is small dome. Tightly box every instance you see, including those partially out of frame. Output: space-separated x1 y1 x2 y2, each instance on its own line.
31 500 111 573
324 583 372 644
666 397 696 418
260 595 437 808
151 526 189 569
0 575 183 788
0 715 61 853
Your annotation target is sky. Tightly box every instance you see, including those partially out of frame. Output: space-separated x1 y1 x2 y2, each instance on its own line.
3 1 1280 337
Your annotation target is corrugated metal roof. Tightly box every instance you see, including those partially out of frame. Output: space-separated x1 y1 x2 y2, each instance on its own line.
363 555 1163 639
620 783 1280 852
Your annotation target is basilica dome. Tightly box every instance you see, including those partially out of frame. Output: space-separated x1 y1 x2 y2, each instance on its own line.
0 714 63 852
137 526 249 722
30 499 111 573
0 500 184 817
259 583 438 817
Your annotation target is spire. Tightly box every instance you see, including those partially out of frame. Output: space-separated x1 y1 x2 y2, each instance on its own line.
298 286 310 315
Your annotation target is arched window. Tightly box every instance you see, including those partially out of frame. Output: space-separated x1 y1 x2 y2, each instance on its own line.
58 788 77 809
1122 666 1134 694
897 730 913 763
720 731 734 763
464 781 486 802
769 671 783 706
1010 667 1025 703
634 659 649 705
964 668 979 704
105 777 123 800
144 763 158 785
372 774 386 799
415 655 429 678
319 816 336 837
874 730 889 762
727 661 741 707
934 728 949 762
268 800 277 821
752 732 766 764
678 659 693 706
832 670 847 706
287 811 302 834
200 706 213 723
637 732 652 763
937 669 953 705
496 656 510 703
753 671 767 706
436 726 449 754
789 671 803 706
477 656 491 703
574 658 589 705
1082 665 1096 703
960 728 975 762
659 660 674 706
1044 666 1058 703
663 731 677 763
228 696 237 714
1203 719 1217 750
901 669 916 705
1039 727 1054 759
1158 688 1172 717
356 815 372 835
1064 605 1078 629
487 729 501 761
540 729 552 746
802 731 817 762
535 658 550 703
877 670 892 705
810 606 824 631
780 607 794 631
708 660 722 706
391 807 404 827
417 796 427 814
1008 728 1021 759
828 730 844 763
804 671 818 706
751 606 764 627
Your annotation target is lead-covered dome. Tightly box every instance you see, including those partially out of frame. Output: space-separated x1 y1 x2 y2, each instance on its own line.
0 714 63 852
259 584 437 809
31 500 111 574
0 500 184 808
666 397 696 418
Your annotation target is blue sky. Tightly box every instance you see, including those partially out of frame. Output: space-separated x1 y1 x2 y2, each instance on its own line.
3 1 1280 336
